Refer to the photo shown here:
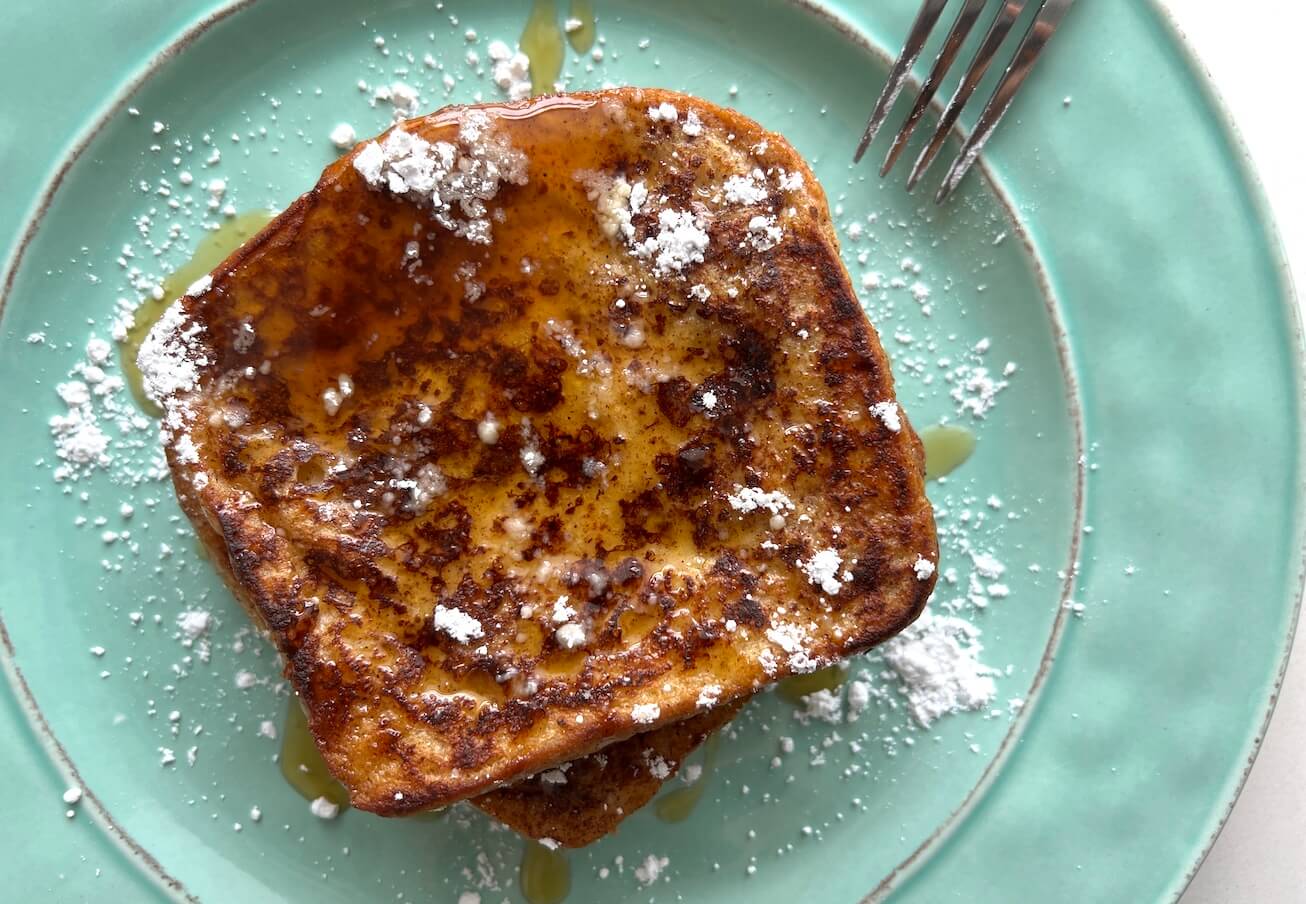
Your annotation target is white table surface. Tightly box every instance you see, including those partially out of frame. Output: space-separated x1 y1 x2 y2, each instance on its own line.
1164 3 1306 901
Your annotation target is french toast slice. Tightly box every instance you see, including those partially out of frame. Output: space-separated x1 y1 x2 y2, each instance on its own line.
180 449 737 840
140 88 937 816
473 698 743 847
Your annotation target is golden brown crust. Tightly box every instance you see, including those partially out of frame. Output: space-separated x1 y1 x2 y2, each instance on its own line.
144 88 937 815
472 699 743 847
177 406 746 845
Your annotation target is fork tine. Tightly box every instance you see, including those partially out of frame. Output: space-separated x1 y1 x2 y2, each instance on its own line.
852 0 952 164
881 0 988 177
905 0 1027 191
935 0 1077 202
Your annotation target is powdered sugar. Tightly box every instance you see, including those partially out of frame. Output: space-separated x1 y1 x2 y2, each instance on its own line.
352 113 527 244
49 335 153 482
49 384 111 479
554 622 587 649
970 551 1006 580
951 365 1008 418
633 208 710 277
766 621 817 673
913 556 936 580
371 81 422 121
776 168 804 192
408 462 447 510
726 485 794 515
631 703 661 723
138 302 209 409
881 611 999 727
176 609 212 641
329 122 357 149
581 173 638 241
644 751 672 780
309 796 340 820
722 169 768 205
550 597 575 624
634 854 669 886
584 170 710 279
795 688 843 725
845 680 872 722
798 548 843 595
487 41 531 101
432 605 484 643
646 102 677 123
321 373 354 417
696 684 722 708
745 214 782 251
870 400 902 433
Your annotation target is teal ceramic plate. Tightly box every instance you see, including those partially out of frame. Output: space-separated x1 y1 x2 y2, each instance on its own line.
0 1 1299 901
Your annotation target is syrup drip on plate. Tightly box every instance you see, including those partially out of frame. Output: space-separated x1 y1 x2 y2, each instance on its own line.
565 0 596 53
520 0 564 96
279 698 351 811
280 700 452 820
920 424 976 480
520 840 570 904
654 731 723 823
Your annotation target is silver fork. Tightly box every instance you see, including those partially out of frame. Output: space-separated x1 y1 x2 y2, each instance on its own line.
854 0 1076 203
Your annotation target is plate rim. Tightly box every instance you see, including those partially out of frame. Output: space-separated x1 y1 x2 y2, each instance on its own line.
0 0 1088 897
0 0 1299 901
1143 1 1305 897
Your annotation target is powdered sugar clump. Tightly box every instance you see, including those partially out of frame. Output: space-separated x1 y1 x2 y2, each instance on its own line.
646 102 677 123
309 797 340 820
631 703 661 724
136 294 215 478
138 300 210 410
49 380 111 480
432 605 484 643
579 172 650 246
913 556 936 580
176 609 211 640
870 400 902 433
635 854 669 886
845 680 872 722
726 485 794 515
578 172 637 242
696 684 722 708
329 122 357 149
176 609 214 663
767 621 817 673
633 209 709 277
352 112 528 244
799 548 843 595
881 611 1000 726
745 214 782 252
722 169 768 205
644 753 672 780
970 550 1005 580
795 688 844 725
776 168 804 192
554 622 587 650
486 41 531 100
951 366 1008 418
945 341 1010 419
49 335 153 482
407 462 448 511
